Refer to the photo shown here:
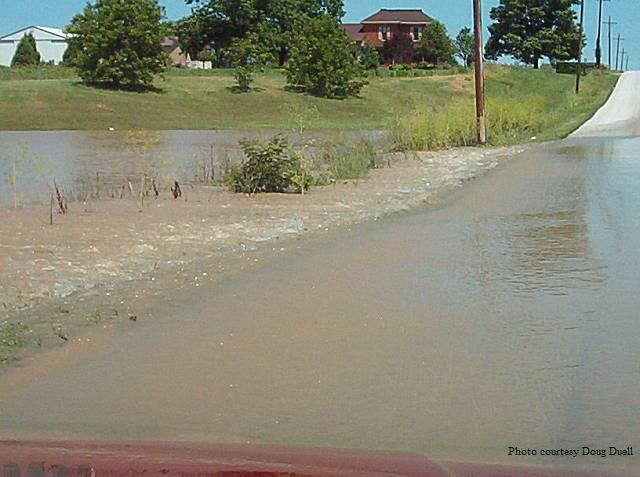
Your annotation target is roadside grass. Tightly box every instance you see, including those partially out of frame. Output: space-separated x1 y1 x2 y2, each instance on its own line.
392 66 619 150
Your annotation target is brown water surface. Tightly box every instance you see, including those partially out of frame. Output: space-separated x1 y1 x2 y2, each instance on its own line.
0 137 638 470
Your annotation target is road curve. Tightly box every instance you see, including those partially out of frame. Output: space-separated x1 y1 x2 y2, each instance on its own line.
571 72 640 138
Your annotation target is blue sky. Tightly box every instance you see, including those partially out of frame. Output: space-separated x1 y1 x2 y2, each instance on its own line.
0 0 636 69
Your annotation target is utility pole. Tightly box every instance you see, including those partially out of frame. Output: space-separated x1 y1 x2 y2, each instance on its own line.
473 0 486 144
604 17 617 68
596 0 611 67
626 56 630 71
615 34 624 71
576 0 585 94
621 48 625 72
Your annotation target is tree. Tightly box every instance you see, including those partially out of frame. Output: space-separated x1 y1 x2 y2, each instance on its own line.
182 0 345 65
11 33 41 67
382 34 415 65
175 11 212 60
456 27 474 67
62 41 79 67
66 0 168 89
415 21 455 66
359 43 380 70
486 0 582 69
226 34 274 91
285 14 366 98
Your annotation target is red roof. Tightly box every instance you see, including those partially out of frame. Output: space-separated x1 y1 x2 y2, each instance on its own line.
361 9 434 24
342 23 365 42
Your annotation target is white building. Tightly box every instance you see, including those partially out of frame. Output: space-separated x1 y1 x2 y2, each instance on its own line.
0 26 69 67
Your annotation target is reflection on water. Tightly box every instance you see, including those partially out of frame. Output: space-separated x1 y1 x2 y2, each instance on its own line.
0 137 639 469
0 130 381 205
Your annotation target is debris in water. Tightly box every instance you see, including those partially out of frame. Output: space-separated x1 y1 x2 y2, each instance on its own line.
53 326 68 342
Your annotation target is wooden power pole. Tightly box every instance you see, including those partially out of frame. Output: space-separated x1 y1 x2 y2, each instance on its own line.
596 0 613 67
604 17 617 68
576 0 585 94
615 34 625 71
473 0 486 144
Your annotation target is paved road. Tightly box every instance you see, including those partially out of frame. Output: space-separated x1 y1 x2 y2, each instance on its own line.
572 72 640 137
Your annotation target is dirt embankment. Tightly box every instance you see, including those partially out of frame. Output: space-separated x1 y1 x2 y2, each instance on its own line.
0 146 525 314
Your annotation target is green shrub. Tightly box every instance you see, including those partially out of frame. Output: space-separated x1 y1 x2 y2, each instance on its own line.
227 135 310 194
360 44 380 70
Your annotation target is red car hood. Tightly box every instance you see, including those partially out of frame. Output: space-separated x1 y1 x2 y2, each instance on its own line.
0 440 635 477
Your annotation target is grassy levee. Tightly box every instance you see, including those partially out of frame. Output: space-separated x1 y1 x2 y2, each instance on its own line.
0 67 456 131
0 65 618 141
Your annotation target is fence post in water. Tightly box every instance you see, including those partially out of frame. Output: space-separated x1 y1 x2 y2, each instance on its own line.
472 0 486 144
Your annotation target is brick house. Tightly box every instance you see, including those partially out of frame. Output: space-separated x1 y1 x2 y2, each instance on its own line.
161 37 191 67
342 9 434 64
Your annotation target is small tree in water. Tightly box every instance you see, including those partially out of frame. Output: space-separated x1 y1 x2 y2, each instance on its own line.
11 33 41 67
226 136 311 194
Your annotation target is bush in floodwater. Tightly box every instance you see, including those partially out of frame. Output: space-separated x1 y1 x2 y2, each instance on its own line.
226 135 312 194
391 96 546 151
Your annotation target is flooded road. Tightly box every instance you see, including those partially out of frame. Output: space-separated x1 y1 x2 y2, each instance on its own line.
0 136 639 470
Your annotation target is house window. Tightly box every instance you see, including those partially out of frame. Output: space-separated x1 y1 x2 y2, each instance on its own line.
411 26 423 41
378 25 390 41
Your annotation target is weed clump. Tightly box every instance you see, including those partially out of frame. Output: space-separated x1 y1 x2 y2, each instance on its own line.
0 322 31 364
322 139 384 181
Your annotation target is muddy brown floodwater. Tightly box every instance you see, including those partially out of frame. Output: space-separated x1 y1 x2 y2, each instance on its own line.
0 136 639 474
